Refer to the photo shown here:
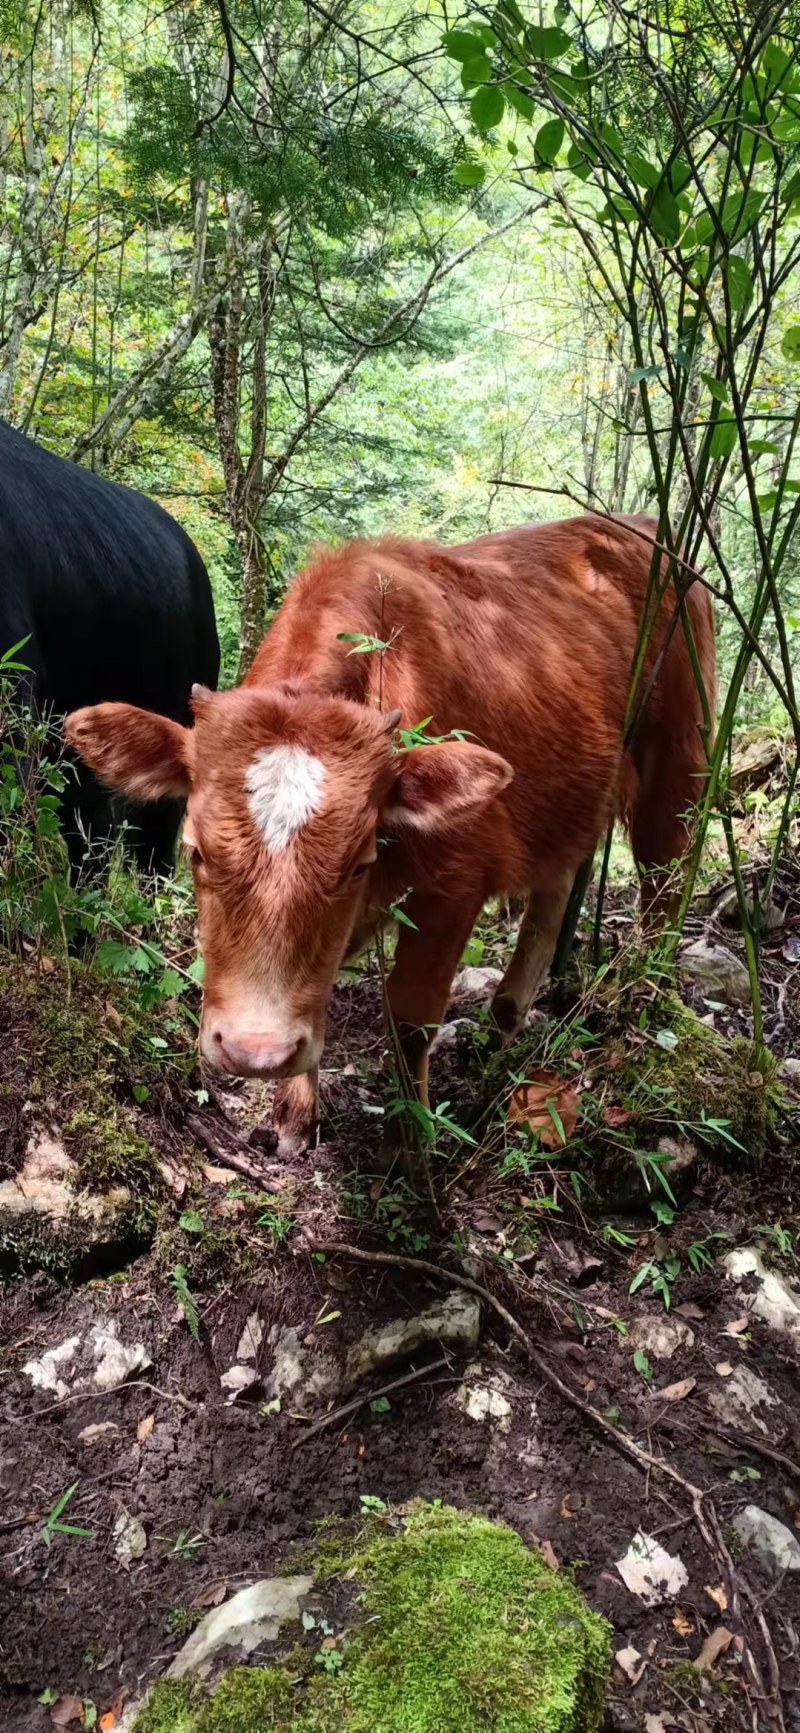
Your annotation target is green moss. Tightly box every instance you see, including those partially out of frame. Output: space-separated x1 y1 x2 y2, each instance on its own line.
134 1506 611 1733
132 1680 201 1733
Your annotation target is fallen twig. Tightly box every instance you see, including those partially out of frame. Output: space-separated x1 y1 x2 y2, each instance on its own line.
186 1112 272 1183
23 1379 200 1419
309 1240 784 1733
292 1354 451 1448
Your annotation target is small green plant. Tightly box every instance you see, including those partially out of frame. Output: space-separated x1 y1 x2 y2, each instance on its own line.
157 1530 204 1562
359 1494 388 1512
630 1254 681 1309
756 1221 795 1258
42 1482 93 1549
315 1647 345 1675
687 1232 730 1273
171 1264 201 1340
165 1605 200 1636
633 1348 654 1382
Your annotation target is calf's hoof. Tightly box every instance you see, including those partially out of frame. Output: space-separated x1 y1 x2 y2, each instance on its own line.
272 1076 317 1163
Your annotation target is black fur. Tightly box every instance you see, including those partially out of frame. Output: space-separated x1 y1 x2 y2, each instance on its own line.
0 420 220 875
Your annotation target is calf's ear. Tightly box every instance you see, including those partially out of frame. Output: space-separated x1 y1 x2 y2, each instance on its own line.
383 740 512 835
65 703 192 802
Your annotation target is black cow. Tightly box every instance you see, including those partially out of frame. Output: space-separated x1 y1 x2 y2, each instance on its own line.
0 419 220 876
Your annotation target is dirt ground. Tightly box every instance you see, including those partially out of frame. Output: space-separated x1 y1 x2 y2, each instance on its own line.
2 852 800 1733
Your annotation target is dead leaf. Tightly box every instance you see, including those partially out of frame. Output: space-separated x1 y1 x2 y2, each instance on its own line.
202 1163 240 1185
675 1301 705 1321
39 954 56 975
723 1315 750 1337
694 1626 733 1671
190 1578 228 1610
509 1069 579 1149
99 1697 124 1732
112 1509 147 1567
704 1583 728 1612
603 1104 631 1128
50 1698 84 1728
715 1361 733 1377
615 1644 646 1684
560 1493 579 1519
616 1532 688 1606
656 1377 697 1404
783 933 800 963
136 1414 155 1443
472 1207 503 1233
104 1002 123 1028
672 1608 694 1636
644 1717 670 1733
539 1539 559 1570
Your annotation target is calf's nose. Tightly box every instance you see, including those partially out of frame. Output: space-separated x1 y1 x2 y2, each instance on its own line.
211 1028 302 1076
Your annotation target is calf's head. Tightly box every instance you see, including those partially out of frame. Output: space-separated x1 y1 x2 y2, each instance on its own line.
66 688 511 1079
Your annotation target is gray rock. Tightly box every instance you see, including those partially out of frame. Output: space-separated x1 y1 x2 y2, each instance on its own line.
780 1058 800 1090
453 965 504 998
454 1363 513 1428
678 939 751 1006
732 1505 800 1574
167 1574 315 1679
22 1320 151 1401
0 1129 131 1243
429 1017 472 1055
268 1291 481 1406
723 1246 800 1340
113 1509 147 1567
629 1316 695 1361
707 1363 779 1435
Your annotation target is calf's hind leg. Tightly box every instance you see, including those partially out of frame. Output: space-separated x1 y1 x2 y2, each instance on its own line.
490 866 577 1038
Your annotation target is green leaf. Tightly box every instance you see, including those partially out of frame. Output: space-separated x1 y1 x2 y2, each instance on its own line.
370 1396 391 1413
781 326 800 361
627 152 660 190
453 161 486 187
95 938 134 976
781 170 800 203
725 255 753 310
700 370 730 403
749 439 780 457
628 364 660 385
534 117 564 164
443 29 486 62
763 38 792 87
758 490 778 511
695 188 765 245
655 1028 679 1050
524 23 571 58
179 1210 205 1235
633 1347 654 1380
503 81 535 120
84 1705 98 1729
649 180 681 244
710 416 737 459
461 54 492 86
470 84 505 131
566 141 592 180
187 954 205 983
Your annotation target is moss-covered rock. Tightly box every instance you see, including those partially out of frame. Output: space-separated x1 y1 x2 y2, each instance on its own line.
134 1505 611 1733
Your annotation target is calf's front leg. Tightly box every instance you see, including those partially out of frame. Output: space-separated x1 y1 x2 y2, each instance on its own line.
272 1067 319 1158
383 889 483 1167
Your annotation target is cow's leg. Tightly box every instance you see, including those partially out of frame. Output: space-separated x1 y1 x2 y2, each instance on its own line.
272 1067 319 1159
123 795 184 879
490 866 576 1038
383 889 483 1169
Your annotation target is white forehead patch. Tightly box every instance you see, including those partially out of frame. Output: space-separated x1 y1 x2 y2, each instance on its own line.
245 745 327 852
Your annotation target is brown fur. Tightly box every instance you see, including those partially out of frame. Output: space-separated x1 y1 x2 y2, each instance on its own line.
66 514 715 1154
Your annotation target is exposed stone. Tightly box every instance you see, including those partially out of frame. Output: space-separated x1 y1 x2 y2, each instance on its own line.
0 1129 131 1243
707 1363 779 1435
22 1320 151 1401
678 939 751 1006
267 1291 481 1407
78 1421 119 1444
429 1017 472 1055
235 1311 264 1362
454 1363 513 1428
113 1509 148 1567
453 965 504 998
22 1335 81 1400
732 1505 800 1574
780 1058 800 1090
723 1246 800 1341
167 1575 315 1679
89 1322 152 1391
629 1316 695 1361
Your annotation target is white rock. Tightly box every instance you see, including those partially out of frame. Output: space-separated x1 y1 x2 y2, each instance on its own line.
0 1130 130 1235
732 1505 800 1574
167 1575 315 1679
453 965 503 997
220 1363 258 1401
78 1422 119 1443
780 1058 800 1089
724 1247 800 1340
88 1323 152 1392
429 1017 471 1055
22 1336 82 1400
268 1292 481 1406
113 1509 147 1567
236 1311 264 1362
707 1363 778 1435
679 939 751 1006
616 1531 689 1607
629 1316 695 1361
455 1364 513 1428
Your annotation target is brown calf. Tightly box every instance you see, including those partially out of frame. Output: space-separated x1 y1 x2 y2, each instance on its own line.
66 515 715 1156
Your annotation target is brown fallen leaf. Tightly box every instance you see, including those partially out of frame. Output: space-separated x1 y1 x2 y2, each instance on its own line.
104 1002 123 1028
509 1069 580 1149
704 1583 729 1612
136 1414 155 1443
202 1163 240 1185
723 1315 751 1337
715 1361 733 1377
560 1493 579 1519
675 1301 705 1321
603 1104 631 1128
672 1607 694 1636
50 1698 84 1729
539 1538 559 1570
99 1696 124 1732
656 1376 697 1404
694 1626 733 1671
190 1578 228 1611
